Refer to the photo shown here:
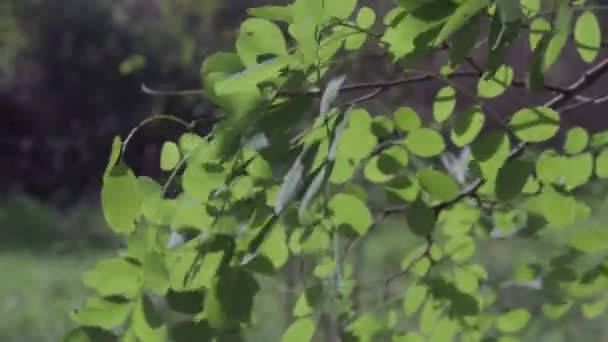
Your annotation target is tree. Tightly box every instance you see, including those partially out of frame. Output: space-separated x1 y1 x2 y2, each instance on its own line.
66 0 608 341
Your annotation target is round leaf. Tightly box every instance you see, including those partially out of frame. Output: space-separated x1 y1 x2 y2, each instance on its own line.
496 308 530 333
575 11 601 63
433 86 456 122
451 106 485 146
394 107 421 132
417 168 460 201
596 149 608 178
405 128 445 158
564 127 589 154
495 159 533 200
160 141 181 171
329 193 373 235
357 7 376 29
509 106 559 142
478 64 513 98
236 18 288 66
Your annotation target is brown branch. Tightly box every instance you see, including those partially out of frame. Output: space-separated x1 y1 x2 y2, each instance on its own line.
545 57 608 108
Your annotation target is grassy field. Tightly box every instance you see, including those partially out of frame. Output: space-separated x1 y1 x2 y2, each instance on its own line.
0 252 103 342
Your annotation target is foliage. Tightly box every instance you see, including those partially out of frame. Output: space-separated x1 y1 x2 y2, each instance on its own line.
68 0 608 341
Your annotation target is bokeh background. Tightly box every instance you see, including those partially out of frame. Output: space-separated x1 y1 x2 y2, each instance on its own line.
3 0 608 341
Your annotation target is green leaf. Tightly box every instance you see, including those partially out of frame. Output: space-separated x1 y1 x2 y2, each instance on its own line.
591 130 608 148
404 283 428 316
371 116 395 138
182 162 226 202
386 176 420 204
471 131 511 172
529 18 551 51
521 0 541 18
357 7 376 30
337 109 377 163
478 64 513 98
596 149 608 178
543 1 572 70
508 106 560 142
236 18 288 66
329 193 373 235
575 11 601 63
204 267 259 329
542 302 572 320
382 3 455 59
536 151 593 190
365 156 394 184
104 136 122 176
364 145 408 183
160 141 180 171
405 128 445 158
143 251 170 295
102 161 142 235
394 107 421 132
261 225 289 269
495 159 533 200
417 168 460 201
405 199 436 236
582 297 608 319
63 327 117 342
569 226 608 253
313 257 336 278
496 0 522 23
451 106 485 147
496 308 530 333
419 299 442 334
564 127 589 154
169 320 214 342
83 258 142 298
526 186 577 229
294 285 323 317
429 318 459 342
453 267 478 293
445 235 475 262
449 14 481 65
281 317 316 342
71 297 133 330
347 314 385 342
433 86 456 122
131 294 167 342
434 0 490 46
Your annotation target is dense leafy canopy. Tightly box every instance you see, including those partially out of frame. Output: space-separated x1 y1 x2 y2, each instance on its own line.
69 1 608 341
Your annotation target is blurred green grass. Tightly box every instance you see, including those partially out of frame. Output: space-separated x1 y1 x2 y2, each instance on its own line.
0 252 103 342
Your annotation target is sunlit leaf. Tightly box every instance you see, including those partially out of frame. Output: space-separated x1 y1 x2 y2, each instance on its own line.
394 107 421 132
575 11 601 63
405 128 445 158
83 258 142 298
508 106 559 143
478 64 513 98
417 168 460 201
496 308 530 333
451 106 485 147
433 86 456 122
357 7 376 30
329 193 373 235
280 317 316 342
434 0 490 46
